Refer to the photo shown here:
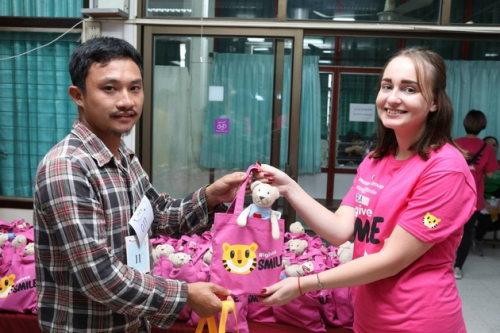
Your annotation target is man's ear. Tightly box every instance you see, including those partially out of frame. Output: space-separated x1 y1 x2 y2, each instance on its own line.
68 86 84 108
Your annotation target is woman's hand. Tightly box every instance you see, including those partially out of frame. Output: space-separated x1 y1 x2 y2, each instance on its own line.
257 163 293 197
256 277 301 306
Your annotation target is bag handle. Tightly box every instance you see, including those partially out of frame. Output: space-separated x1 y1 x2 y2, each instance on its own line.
226 164 260 216
467 142 487 165
218 299 238 333
194 300 239 333
195 316 217 333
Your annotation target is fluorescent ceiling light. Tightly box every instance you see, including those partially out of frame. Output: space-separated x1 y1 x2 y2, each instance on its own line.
319 60 332 64
254 48 269 51
323 50 334 54
485 53 499 57
247 38 265 42
333 17 355 21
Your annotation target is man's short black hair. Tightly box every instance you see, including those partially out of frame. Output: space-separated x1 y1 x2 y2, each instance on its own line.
69 37 143 95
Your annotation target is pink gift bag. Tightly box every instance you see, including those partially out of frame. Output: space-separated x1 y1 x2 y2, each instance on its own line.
247 294 275 323
0 247 37 314
209 165 285 296
273 292 326 333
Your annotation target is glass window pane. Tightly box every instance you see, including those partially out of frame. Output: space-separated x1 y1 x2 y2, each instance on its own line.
287 0 440 23
0 31 80 197
304 36 335 66
451 0 500 25
145 0 276 19
336 73 379 169
0 0 83 17
151 36 291 198
468 40 500 61
304 36 398 67
405 39 463 60
341 37 398 67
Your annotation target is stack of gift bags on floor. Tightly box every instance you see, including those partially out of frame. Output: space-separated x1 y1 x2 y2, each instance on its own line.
0 219 37 314
150 221 354 333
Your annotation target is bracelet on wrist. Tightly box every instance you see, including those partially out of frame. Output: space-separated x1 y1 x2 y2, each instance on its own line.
297 276 305 296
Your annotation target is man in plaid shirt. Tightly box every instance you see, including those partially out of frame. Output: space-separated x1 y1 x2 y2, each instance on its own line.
33 37 247 332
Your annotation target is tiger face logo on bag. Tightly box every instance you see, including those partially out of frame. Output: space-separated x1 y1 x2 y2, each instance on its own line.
222 242 258 274
0 274 16 298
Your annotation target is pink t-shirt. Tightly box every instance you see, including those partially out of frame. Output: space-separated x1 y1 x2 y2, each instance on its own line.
342 143 476 333
455 137 499 211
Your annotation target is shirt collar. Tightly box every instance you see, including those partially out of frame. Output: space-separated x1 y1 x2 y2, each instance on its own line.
71 119 135 167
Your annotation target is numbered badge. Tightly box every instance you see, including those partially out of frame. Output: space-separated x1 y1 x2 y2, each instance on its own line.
125 235 150 273
128 195 154 246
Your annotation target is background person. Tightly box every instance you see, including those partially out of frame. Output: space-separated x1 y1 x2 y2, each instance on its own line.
454 111 498 264
34 37 246 332
257 47 476 332
483 136 500 200
474 136 500 251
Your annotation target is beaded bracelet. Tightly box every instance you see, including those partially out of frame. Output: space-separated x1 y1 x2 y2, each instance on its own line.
297 276 305 296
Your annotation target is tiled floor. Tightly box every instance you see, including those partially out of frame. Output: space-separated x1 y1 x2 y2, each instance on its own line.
456 241 500 333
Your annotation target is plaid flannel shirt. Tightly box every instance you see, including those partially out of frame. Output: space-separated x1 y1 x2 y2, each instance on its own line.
34 120 225 332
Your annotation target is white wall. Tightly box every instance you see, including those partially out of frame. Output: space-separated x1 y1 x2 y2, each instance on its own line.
0 208 33 225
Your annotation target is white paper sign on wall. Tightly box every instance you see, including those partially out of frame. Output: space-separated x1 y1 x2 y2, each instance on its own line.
349 103 375 122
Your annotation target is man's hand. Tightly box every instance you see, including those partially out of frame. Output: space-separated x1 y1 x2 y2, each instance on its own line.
205 172 247 209
186 282 231 318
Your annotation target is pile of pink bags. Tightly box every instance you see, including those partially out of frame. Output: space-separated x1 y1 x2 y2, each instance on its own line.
151 229 354 333
0 219 37 314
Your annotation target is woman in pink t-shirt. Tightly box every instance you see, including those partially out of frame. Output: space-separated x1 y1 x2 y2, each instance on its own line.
453 111 499 271
257 47 476 332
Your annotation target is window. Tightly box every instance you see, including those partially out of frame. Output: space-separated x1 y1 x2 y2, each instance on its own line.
0 0 82 17
336 73 379 169
451 0 500 25
287 0 441 23
0 1 83 201
145 0 276 19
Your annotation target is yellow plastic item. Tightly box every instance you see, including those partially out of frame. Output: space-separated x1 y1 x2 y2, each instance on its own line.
195 300 239 333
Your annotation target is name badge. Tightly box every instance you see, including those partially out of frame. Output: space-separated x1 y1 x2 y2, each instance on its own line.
126 235 150 273
128 195 154 246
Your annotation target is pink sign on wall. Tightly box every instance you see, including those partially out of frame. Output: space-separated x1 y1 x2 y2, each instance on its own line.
215 118 229 134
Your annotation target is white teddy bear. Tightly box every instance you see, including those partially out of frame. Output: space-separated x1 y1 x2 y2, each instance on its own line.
156 244 175 258
168 252 191 268
202 246 213 266
153 244 175 264
0 233 9 247
337 241 353 263
23 243 35 256
11 234 27 249
237 181 281 240
284 261 314 277
289 221 305 235
287 239 308 256
152 247 160 264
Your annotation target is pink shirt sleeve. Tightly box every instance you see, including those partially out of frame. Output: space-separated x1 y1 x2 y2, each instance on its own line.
398 170 476 244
